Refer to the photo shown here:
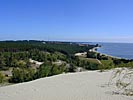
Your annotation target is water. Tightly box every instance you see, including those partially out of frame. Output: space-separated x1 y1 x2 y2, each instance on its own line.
95 43 133 59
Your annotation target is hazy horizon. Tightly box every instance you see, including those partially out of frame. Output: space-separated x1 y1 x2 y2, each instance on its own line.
0 0 133 43
1 39 133 44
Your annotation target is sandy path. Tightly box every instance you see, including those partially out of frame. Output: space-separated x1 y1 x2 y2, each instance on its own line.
0 71 132 100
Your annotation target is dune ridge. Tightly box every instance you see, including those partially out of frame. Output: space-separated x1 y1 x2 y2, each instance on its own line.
0 70 132 100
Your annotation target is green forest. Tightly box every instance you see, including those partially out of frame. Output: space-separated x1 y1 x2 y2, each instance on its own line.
0 40 133 84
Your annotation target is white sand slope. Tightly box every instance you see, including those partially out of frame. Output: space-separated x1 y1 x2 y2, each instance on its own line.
0 71 132 100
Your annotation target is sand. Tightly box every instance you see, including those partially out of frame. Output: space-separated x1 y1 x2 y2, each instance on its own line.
0 70 132 100
29 59 43 65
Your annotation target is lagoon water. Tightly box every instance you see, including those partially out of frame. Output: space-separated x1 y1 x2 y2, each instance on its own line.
96 43 133 59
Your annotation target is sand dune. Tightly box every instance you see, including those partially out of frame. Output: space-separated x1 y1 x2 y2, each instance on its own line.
0 70 132 100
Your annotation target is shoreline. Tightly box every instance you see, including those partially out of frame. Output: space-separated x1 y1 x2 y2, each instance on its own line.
89 46 122 59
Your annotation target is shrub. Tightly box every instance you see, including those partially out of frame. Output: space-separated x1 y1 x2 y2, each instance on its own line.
36 65 52 78
10 68 35 83
0 72 5 83
85 62 99 70
113 59 121 65
87 52 97 58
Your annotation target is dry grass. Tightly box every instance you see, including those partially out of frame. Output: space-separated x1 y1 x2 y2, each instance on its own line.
79 57 100 64
109 68 133 96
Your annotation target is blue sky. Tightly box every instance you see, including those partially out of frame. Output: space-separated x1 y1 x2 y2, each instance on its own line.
0 0 133 43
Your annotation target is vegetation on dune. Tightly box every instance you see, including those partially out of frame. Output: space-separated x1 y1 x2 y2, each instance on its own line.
109 68 133 96
35 63 66 78
10 68 35 83
0 72 5 83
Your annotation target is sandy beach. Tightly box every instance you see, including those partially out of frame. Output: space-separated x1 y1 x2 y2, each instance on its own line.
0 70 132 100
